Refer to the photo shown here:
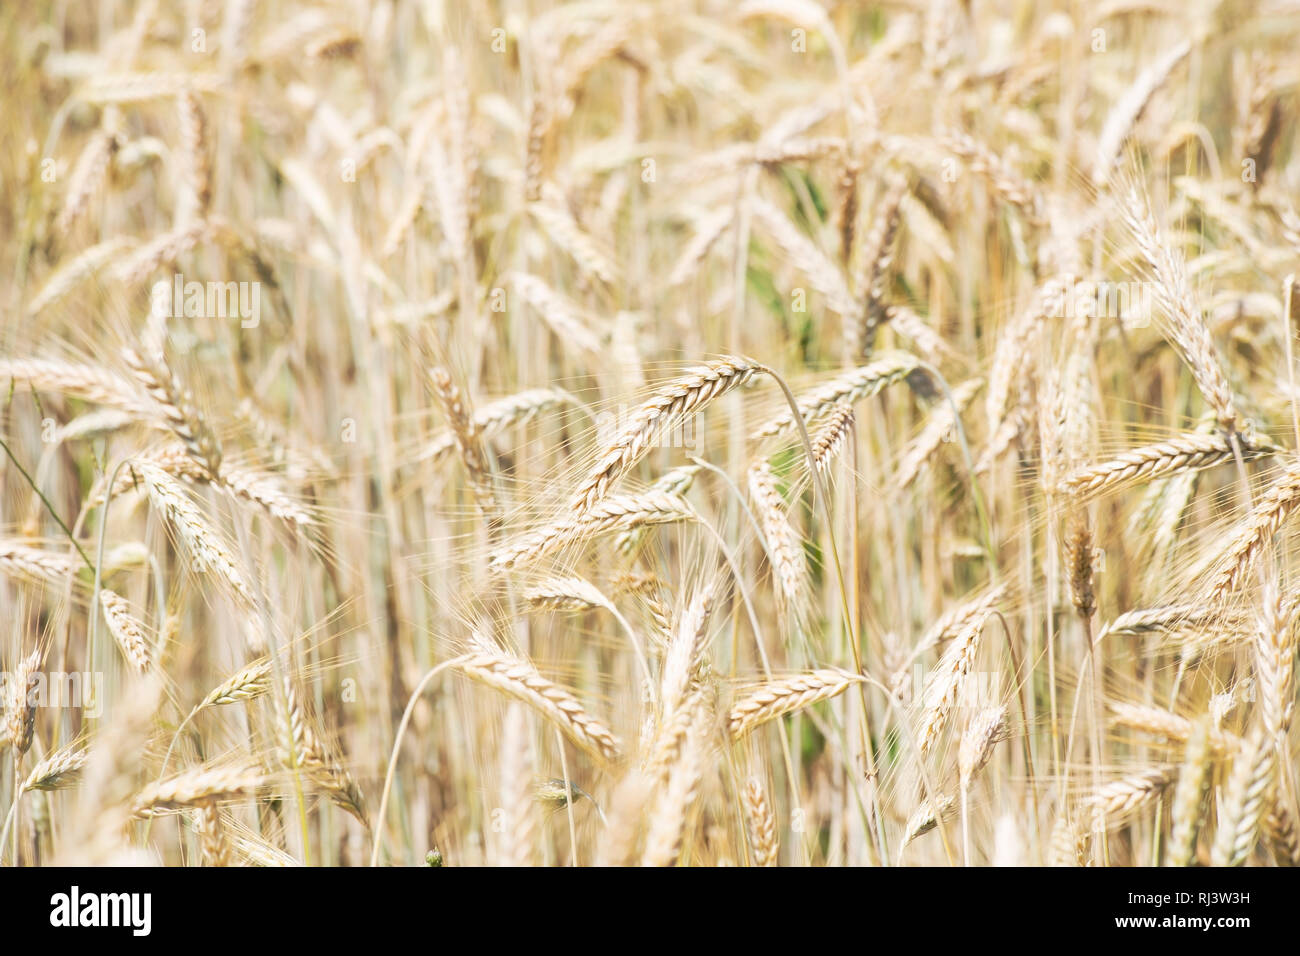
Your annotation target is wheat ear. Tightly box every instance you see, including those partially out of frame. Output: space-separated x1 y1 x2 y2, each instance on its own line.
456 648 621 762
743 775 779 866
572 358 758 511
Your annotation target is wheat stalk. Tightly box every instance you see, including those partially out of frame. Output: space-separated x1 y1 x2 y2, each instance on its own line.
132 763 264 816
572 358 758 511
958 705 1007 790
122 346 223 478
743 775 779 866
496 704 537 867
1126 183 1239 435
1092 39 1192 185
99 589 152 672
1062 432 1276 498
916 602 996 755
1210 727 1276 866
729 668 865 740
490 492 695 572
21 744 89 793
1206 459 1300 605
751 352 920 439
456 648 621 762
748 461 808 621
1167 718 1213 866
430 367 499 522
136 462 255 605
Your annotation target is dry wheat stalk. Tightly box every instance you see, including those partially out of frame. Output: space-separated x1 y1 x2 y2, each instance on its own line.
0 358 149 414
21 744 88 793
99 589 152 673
902 792 955 848
643 687 704 785
529 186 619 286
883 304 948 365
1210 727 1276 866
641 702 707 866
198 658 273 709
233 832 302 867
849 174 908 355
809 402 855 473
748 462 808 620
1101 603 1237 638
1167 718 1212 866
82 72 220 104
523 575 611 612
122 346 223 478
1206 460 1300 605
420 387 575 464
215 465 314 528
597 771 655 866
497 703 537 867
729 668 865 740
1065 515 1096 620
490 491 696 572
4 650 40 756
1092 39 1192 185
1062 431 1276 498
136 462 255 606
750 195 855 318
279 676 368 827
984 275 1068 434
510 273 603 355
1087 767 1174 818
573 358 758 511
431 367 499 522
894 378 981 491
55 120 121 237
751 352 921 439
1255 589 1298 738
944 131 1042 222
456 648 621 762
833 156 859 264
177 90 212 222
1264 801 1300 867
194 802 232 866
0 541 77 584
101 443 312 529
27 237 136 317
523 83 551 205
660 585 716 722
669 207 734 287
893 584 1006 694
743 775 779 866
916 602 996 755
1126 184 1239 434
111 217 257 287
615 466 701 555
1049 812 1089 867
53 409 136 443
958 705 1007 790
132 763 264 816
1110 701 1238 754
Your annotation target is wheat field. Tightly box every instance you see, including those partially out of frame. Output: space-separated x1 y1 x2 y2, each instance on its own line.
0 0 1297 868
